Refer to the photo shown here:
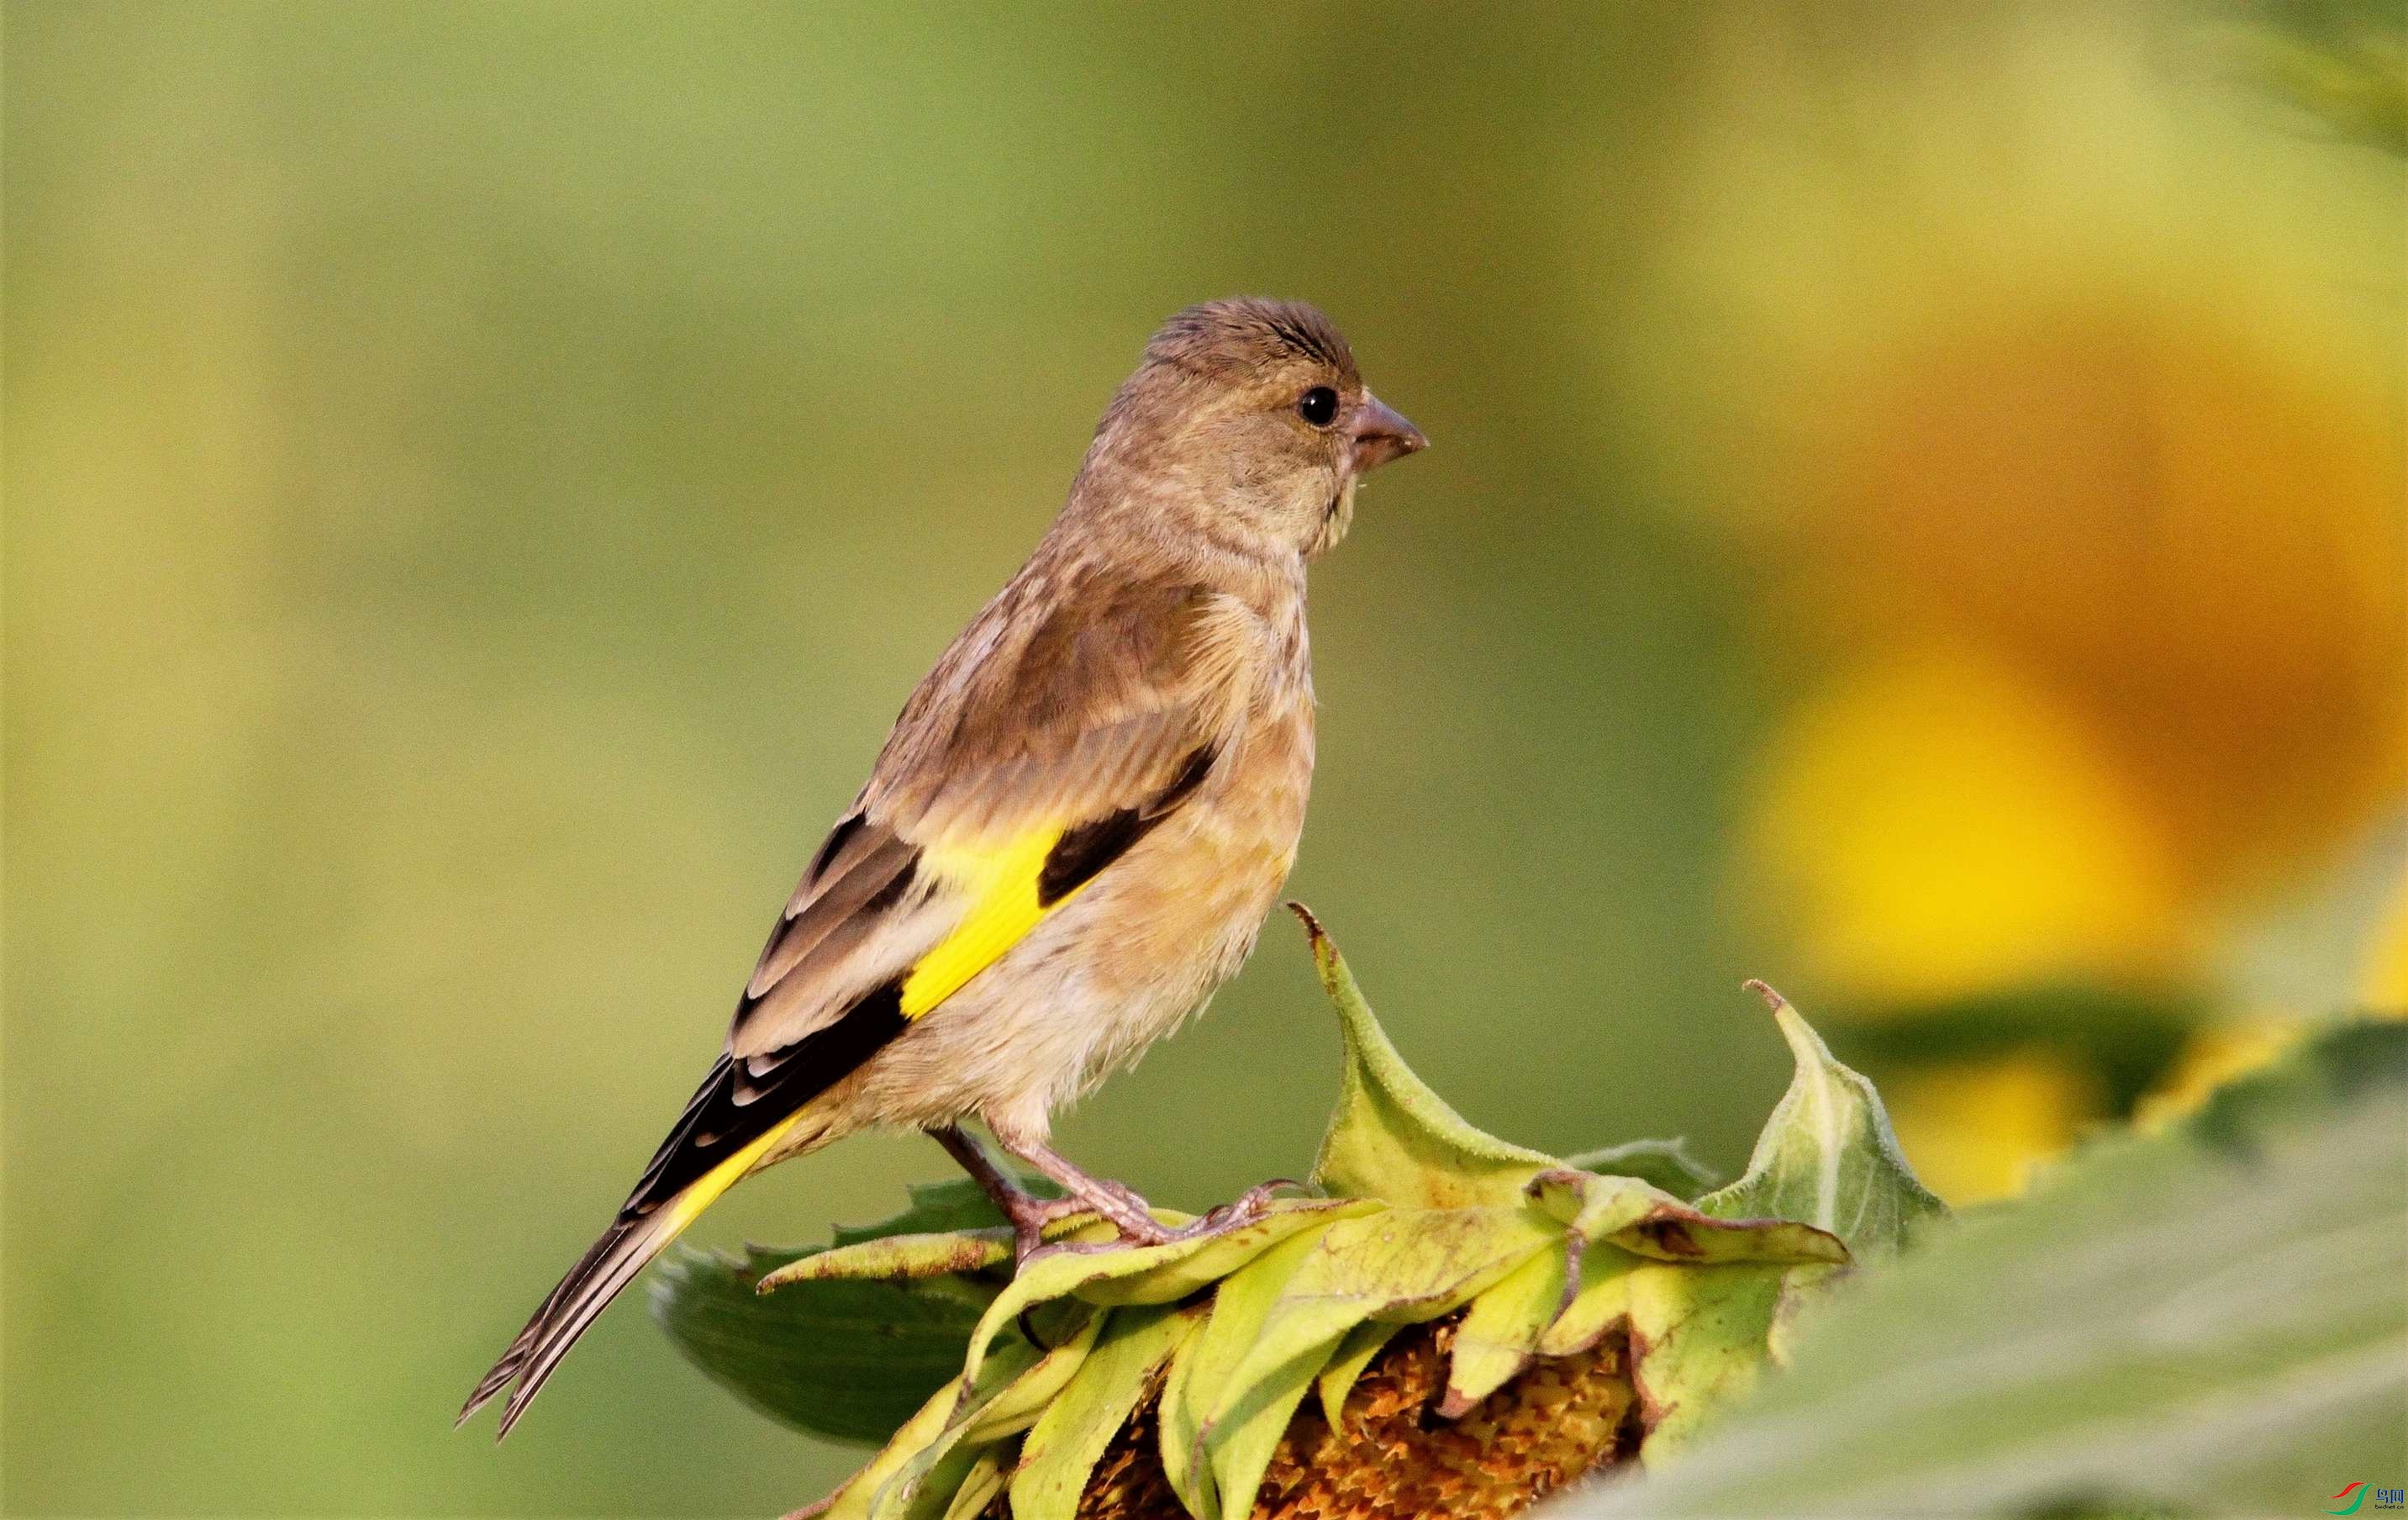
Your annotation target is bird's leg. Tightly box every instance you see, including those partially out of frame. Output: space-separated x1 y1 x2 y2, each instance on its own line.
983 1132 1185 1250
929 1125 1099 1262
949 1127 1315 1266
988 1134 1316 1260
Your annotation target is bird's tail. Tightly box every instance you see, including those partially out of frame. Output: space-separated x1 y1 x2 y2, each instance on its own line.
458 1106 803 1438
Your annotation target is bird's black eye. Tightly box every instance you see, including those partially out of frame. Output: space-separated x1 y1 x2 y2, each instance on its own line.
1297 386 1339 428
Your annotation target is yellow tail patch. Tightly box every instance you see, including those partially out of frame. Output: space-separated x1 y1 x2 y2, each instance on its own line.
656 1112 803 1238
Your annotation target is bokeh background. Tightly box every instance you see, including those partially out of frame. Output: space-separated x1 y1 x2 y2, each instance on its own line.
7 3 2401 1514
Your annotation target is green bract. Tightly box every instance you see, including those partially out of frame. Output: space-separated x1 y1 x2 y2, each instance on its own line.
1578 1018 2408 1519
652 908 1940 1519
1695 981 1946 1264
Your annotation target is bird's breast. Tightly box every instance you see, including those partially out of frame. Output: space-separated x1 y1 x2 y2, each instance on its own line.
1078 679 1314 1005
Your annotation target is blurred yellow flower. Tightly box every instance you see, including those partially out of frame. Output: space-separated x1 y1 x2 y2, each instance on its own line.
1612 7 2406 1203
1749 641 2190 1005
1742 303 2403 1201
2132 1014 2311 1133
1880 1049 2105 1205
2362 870 2408 1011
1798 307 2404 907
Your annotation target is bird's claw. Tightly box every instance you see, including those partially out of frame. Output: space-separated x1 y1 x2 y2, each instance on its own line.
988 1193 1101 1264
1013 1177 1313 1267
1192 1176 1309 1232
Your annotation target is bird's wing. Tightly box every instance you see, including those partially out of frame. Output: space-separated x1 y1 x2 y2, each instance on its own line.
461 567 1262 1438
638 567 1259 1206
746 569 1257 1037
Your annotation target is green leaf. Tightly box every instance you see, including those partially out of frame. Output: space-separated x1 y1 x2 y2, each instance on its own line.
653 1179 1040 1444
956 1302 1104 1444
1523 1169 1669 1243
1563 1138 1721 1201
830 1175 1044 1246
765 1176 1083 1290
651 1175 1078 1449
1292 1205 1562 1330
1315 1318 1402 1428
819 1312 1054 1520
888 1440 999 1520
1191 1199 1570 1510
1203 1333 1339 1520
761 1228 1018 1289
1178 1195 1562 1520
1622 1261 1789 1458
1441 1246 1571 1416
1155 1226 1331 1520
1294 905 1565 1209
1528 1169 1847 1268
1189 1199 1560 1520
1584 1021 2408 1517
1011 1303 1204 1520
1695 982 1947 1264
846 1306 1101 1520
954 1198 1366 1387
1154 1306 1218 1520
651 1243 997 1444
817 1366 981 1520
1515 990 1872 1459
1074 1199 1380 1307
939 1447 1009 1520
1535 1240 1643 1359
2202 0 2408 157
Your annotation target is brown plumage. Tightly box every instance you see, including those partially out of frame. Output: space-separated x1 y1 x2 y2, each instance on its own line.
461 298 1426 1437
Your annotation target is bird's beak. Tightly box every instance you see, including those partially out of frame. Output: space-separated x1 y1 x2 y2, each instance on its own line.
1348 392 1428 472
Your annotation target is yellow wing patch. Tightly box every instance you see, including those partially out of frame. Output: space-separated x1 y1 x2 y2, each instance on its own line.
899 827 1069 1017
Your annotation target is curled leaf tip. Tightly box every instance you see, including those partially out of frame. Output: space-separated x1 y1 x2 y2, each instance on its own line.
1288 900 1348 990
1698 989 1946 1264
1741 978 1788 1013
1525 1167 1579 1200
1285 900 1325 942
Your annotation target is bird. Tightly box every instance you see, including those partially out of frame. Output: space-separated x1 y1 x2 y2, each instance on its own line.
458 297 1426 1438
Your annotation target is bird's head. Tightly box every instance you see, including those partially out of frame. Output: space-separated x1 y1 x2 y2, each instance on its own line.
1077 298 1427 562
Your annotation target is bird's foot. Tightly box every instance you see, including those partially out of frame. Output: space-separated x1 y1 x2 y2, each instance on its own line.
1020 1176 1311 1265
1184 1176 1308 1236
1018 1173 1176 1261
930 1124 1155 1261
939 1126 1313 1267
993 1189 1114 1264
929 1124 1080 1260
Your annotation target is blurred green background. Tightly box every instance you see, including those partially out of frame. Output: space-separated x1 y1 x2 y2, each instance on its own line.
5 3 2400 1515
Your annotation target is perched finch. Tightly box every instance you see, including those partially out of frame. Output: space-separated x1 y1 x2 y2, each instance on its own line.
461 298 1425 1437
